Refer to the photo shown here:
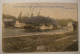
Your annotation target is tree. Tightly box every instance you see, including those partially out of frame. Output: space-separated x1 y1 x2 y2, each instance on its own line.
24 16 58 29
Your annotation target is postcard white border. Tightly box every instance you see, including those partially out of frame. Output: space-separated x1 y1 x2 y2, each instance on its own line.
0 0 80 54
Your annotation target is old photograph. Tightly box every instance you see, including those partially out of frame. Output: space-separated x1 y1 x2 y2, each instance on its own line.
2 3 78 52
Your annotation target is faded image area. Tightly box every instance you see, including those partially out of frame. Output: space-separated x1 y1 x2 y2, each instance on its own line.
2 3 78 52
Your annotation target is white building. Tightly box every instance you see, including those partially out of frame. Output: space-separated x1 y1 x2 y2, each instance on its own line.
67 22 74 31
40 25 53 30
15 21 25 28
3 18 14 22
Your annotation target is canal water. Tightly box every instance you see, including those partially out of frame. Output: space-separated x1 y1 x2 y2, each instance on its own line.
2 27 68 38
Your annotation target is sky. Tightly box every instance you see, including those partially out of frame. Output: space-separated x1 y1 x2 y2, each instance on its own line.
3 3 78 21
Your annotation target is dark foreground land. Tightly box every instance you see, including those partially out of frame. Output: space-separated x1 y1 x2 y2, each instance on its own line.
2 30 78 52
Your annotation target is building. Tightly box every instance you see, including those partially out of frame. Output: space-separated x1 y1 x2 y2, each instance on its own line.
15 20 25 28
3 18 16 27
40 24 53 30
67 22 74 31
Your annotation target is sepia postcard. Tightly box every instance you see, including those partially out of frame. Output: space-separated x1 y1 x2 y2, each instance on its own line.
2 3 78 53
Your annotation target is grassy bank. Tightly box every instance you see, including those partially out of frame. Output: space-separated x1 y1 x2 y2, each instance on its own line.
2 31 78 52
